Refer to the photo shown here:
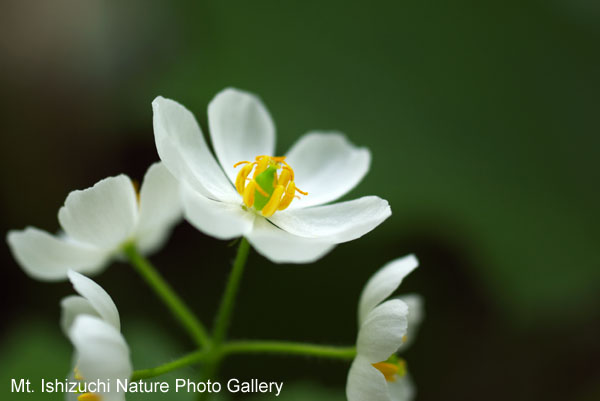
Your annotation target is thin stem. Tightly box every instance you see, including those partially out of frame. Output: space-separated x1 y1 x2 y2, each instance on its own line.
222 341 357 360
131 350 206 380
211 237 251 345
124 243 210 348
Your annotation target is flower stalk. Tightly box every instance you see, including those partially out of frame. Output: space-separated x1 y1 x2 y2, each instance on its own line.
123 243 211 348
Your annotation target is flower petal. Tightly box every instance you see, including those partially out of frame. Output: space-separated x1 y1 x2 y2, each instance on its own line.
388 373 416 401
69 315 131 399
396 294 424 352
60 295 99 335
269 196 391 243
346 356 391 401
356 299 408 363
58 175 138 250
136 162 183 254
246 217 336 263
358 255 418 325
208 88 276 184
152 96 238 202
181 184 255 240
6 227 109 281
285 132 371 209
67 270 120 331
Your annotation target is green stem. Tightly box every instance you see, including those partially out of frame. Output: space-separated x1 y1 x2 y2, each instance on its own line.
211 238 251 346
131 350 206 380
124 243 211 348
222 341 357 360
130 340 356 381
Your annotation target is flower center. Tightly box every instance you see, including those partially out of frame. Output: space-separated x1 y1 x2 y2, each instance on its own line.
372 357 406 382
233 155 307 217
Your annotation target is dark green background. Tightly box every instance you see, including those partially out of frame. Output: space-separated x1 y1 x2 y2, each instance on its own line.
1 1 599 400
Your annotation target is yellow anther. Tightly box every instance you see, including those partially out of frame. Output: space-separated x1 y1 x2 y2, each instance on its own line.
278 181 296 211
235 163 255 194
295 186 308 196
372 362 400 382
253 156 270 178
233 160 251 168
262 185 285 217
402 335 408 343
78 393 101 401
243 181 256 207
278 168 292 187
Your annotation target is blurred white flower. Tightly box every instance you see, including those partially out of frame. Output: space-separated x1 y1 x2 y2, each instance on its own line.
63 270 132 401
152 88 391 263
347 255 423 401
7 162 182 281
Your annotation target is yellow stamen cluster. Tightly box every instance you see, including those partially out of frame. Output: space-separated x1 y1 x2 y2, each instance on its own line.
234 155 307 217
372 359 406 382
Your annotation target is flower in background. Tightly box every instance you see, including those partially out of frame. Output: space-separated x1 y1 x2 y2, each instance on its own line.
7 162 181 281
152 88 391 263
347 255 423 401
63 270 132 401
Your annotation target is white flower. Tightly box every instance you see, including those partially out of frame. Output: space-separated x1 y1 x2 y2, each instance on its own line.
63 270 132 401
347 255 424 401
7 162 181 281
152 88 391 263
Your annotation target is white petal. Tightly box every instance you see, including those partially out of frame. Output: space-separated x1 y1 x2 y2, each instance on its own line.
136 162 183 254
358 255 419 325
181 184 255 240
246 217 336 263
269 196 391 242
67 270 120 330
396 294 424 352
389 373 416 401
69 316 132 394
208 88 276 184
6 228 109 281
357 299 408 363
285 132 371 209
346 356 391 401
58 175 138 250
60 296 99 335
152 96 238 202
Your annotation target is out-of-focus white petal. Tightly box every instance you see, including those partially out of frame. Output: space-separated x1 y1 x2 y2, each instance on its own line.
136 162 183 254
356 299 408 363
358 255 418 325
388 373 416 401
181 184 255 240
346 356 391 401
246 217 336 263
60 296 98 335
208 88 276 184
269 196 391 243
6 228 108 281
67 270 120 331
58 175 138 250
69 315 131 401
152 96 238 202
285 132 371 209
396 294 424 351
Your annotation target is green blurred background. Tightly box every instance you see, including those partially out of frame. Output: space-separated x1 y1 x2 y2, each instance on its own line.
1 0 599 400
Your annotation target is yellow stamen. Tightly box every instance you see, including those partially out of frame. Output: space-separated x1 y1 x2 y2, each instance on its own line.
262 186 285 217
278 181 296 211
78 393 101 401
402 335 408 343
243 181 256 207
278 168 292 187
253 156 270 178
372 362 400 382
233 160 251 168
235 163 255 194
